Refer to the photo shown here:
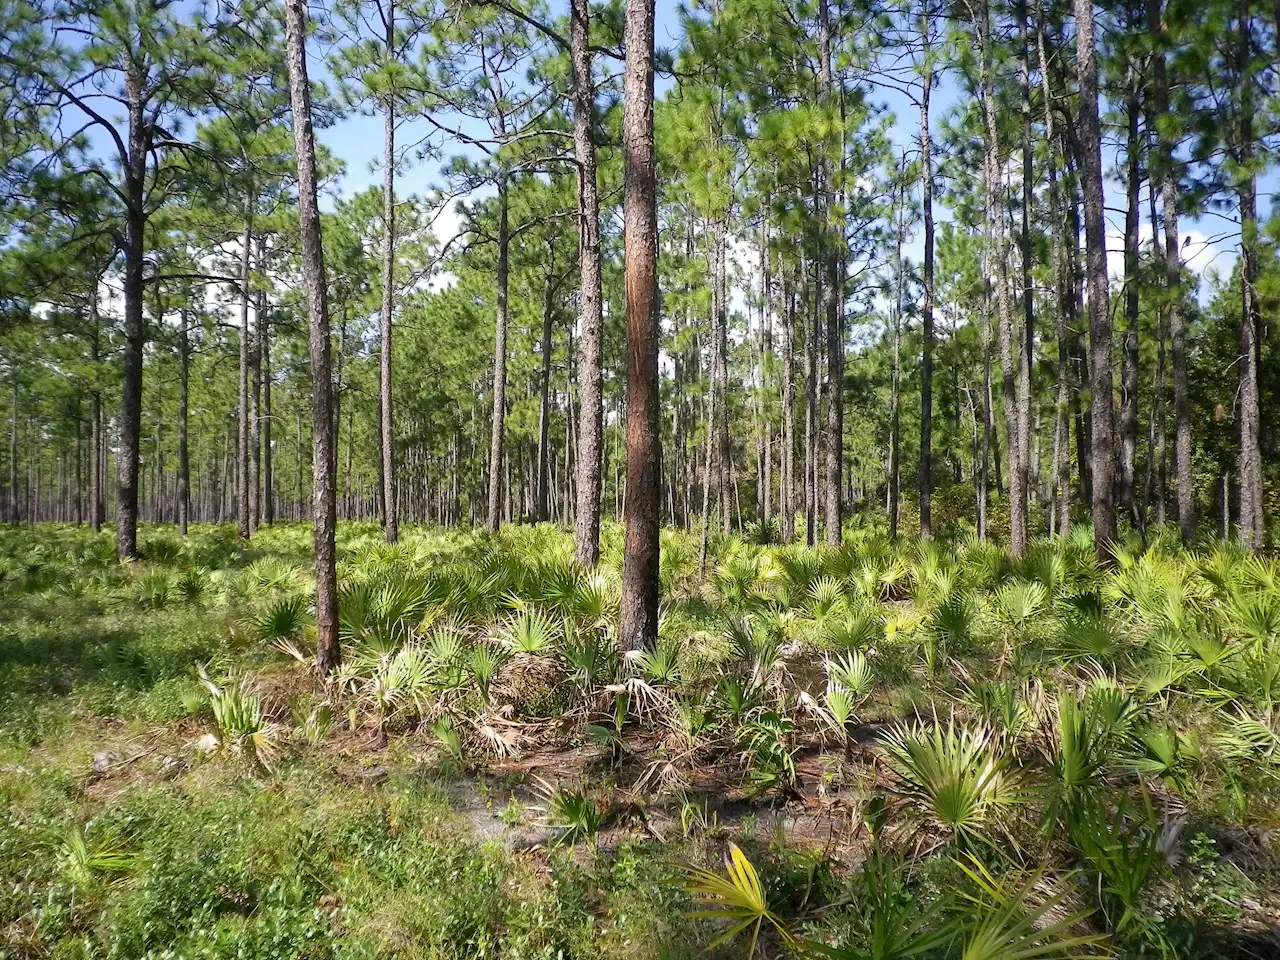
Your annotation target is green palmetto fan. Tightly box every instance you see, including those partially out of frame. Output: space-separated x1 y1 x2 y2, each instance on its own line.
197 666 281 773
809 576 850 620
1224 591 1280 651
1043 689 1127 810
1128 725 1197 791
58 824 137 888
994 580 1047 627
632 641 681 685
882 719 1021 848
1215 709 1280 764
966 680 1035 751
955 856 1107 960
252 594 312 647
532 777 606 849
500 609 559 655
681 842 795 957
468 644 505 703
827 650 875 701
716 556 761 608
1055 615 1118 664
825 609 883 651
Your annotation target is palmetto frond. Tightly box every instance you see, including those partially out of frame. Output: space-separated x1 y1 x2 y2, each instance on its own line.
680 842 795 956
882 719 1020 846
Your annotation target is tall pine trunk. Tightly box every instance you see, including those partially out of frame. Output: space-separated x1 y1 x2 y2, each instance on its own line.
1120 64 1142 529
536 252 556 523
1075 0 1118 558
379 0 398 544
571 0 604 565
619 0 660 652
487 174 510 533
178 306 190 536
284 0 340 676
819 0 842 545
1235 0 1262 551
1147 0 1193 542
918 4 935 538
1016 0 1033 544
236 216 252 540
116 59 147 561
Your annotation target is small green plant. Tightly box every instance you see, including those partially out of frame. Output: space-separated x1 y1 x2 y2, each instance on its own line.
293 702 333 746
58 824 137 888
956 856 1106 960
680 842 794 957
534 778 606 848
882 719 1020 848
197 665 282 772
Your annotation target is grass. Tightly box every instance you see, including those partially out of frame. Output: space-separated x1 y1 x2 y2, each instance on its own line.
2 519 1280 958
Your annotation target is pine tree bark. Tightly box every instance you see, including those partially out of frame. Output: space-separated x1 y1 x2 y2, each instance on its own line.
236 216 252 540
819 0 842 545
918 5 935 538
487 174 510 534
1016 0 1033 542
781 271 796 542
116 58 147 561
284 0 340 676
1147 0 1194 542
261 298 273 525
379 0 398 544
536 251 556 523
1235 0 1262 551
571 0 604 565
8 377 17 525
1038 13 1070 535
1120 65 1142 529
619 0 660 652
178 306 190 536
1074 0 1118 557
712 219 731 534
89 298 104 532
979 0 1025 555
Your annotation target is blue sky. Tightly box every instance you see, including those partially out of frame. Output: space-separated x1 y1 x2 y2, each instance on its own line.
310 0 1266 304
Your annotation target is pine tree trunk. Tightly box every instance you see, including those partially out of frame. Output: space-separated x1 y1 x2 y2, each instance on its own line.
116 59 146 560
571 0 604 564
261 298 274 525
1075 0 1118 558
619 0 660 652
1016 0 1034 542
760 211 772 523
1147 0 1193 542
536 253 556 523
918 12 935 539
819 0 842 546
980 0 1025 555
7 377 17 525
781 271 796 542
237 216 252 540
89 299 103 532
284 0 340 676
178 306 190 536
805 270 818 547
250 282 262 532
380 7 398 544
1120 65 1142 529
1236 0 1262 552
712 219 731 535
487 174 510 534
889 176 905 539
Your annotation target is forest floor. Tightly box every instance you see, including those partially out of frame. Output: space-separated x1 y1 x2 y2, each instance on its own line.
3 520 1280 959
